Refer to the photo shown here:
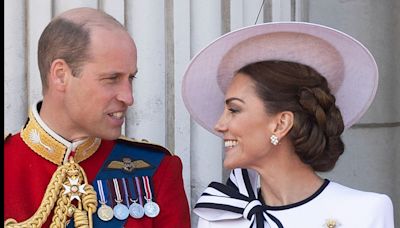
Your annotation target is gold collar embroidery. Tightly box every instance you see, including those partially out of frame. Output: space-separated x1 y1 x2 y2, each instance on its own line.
20 103 101 165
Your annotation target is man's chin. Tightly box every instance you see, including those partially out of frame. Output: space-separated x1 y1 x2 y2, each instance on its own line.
100 131 122 140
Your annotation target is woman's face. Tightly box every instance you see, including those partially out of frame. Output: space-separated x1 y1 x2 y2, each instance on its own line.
215 73 278 170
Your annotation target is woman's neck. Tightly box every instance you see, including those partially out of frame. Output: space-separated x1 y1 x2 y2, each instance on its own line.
255 148 324 206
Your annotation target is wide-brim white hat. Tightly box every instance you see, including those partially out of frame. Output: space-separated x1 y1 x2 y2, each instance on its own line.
182 22 378 136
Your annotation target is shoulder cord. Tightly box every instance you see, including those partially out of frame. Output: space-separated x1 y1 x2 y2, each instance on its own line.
4 158 98 228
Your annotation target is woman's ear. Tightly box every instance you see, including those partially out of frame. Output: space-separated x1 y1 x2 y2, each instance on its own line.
49 59 71 91
273 111 294 138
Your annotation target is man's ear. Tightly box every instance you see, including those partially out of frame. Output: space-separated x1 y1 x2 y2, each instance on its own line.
49 59 71 91
273 111 294 138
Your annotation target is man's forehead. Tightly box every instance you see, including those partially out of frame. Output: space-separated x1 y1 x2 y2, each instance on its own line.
56 7 121 29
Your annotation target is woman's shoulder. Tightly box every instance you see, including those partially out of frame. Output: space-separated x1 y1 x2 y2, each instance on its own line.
325 181 393 210
197 216 249 228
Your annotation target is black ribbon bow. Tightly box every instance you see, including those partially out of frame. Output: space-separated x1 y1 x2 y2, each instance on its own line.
194 168 283 228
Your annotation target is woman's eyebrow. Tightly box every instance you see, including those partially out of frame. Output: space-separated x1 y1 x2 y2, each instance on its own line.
225 97 245 105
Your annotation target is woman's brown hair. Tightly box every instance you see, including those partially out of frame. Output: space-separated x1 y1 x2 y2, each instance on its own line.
238 60 345 172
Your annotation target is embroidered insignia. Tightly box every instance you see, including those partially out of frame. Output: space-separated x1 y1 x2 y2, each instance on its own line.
107 157 151 172
21 109 102 165
324 219 341 228
29 129 53 152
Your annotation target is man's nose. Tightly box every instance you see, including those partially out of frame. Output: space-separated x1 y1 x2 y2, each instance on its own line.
117 82 134 106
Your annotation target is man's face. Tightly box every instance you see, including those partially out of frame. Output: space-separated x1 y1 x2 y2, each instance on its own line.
63 27 138 140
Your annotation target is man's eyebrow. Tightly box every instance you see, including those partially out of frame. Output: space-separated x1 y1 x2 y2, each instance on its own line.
99 69 138 78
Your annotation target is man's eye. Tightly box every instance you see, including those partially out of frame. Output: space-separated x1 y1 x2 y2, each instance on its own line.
129 75 136 81
107 76 119 81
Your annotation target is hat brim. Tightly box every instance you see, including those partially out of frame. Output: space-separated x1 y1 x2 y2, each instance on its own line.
182 22 378 136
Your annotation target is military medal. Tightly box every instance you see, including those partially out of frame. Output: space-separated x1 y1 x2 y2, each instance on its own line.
127 177 145 218
144 200 160 218
122 177 145 218
142 176 160 218
112 178 129 220
96 180 114 221
97 203 114 221
129 199 145 218
113 202 129 220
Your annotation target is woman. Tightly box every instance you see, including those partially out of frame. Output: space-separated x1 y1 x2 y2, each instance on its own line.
182 22 394 227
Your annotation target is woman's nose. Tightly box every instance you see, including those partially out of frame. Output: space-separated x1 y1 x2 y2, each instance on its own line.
214 112 228 133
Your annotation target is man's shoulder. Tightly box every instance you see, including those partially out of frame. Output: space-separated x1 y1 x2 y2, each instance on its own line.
4 132 22 147
115 135 173 156
4 132 14 141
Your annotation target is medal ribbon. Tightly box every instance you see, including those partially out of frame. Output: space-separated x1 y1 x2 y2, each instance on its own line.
142 176 153 201
106 180 116 207
127 177 137 202
96 180 107 204
121 178 130 206
134 177 144 205
113 178 123 203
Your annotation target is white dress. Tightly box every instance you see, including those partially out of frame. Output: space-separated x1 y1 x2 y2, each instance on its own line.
194 169 394 228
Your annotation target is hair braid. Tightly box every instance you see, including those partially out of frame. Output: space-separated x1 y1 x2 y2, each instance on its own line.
293 86 344 171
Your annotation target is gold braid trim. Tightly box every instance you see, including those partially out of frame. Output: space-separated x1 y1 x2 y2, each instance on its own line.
81 185 98 228
4 158 97 228
74 209 89 228
51 194 71 228
4 164 68 228
78 165 98 228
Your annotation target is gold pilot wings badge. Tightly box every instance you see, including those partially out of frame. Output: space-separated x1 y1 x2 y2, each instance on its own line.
107 157 152 173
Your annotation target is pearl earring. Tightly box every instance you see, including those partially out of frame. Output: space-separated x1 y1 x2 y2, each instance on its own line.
270 134 279 146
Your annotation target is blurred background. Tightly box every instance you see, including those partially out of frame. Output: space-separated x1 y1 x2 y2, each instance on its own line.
4 0 399 227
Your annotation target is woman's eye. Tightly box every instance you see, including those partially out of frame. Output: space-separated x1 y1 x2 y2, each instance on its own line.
228 108 239 113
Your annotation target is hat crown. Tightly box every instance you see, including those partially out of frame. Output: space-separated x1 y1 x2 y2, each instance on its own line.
182 22 378 136
217 32 344 94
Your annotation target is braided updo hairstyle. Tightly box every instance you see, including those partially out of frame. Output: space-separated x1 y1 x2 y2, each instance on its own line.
237 60 344 172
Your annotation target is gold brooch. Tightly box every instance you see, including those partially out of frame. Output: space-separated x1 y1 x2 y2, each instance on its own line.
324 219 341 228
107 157 151 172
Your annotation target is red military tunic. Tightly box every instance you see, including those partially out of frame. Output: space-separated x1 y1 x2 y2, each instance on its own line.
4 104 190 227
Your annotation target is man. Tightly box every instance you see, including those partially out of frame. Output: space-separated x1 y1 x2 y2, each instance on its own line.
4 7 190 228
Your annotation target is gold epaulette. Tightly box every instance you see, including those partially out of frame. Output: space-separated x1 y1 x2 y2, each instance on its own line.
4 157 97 228
117 135 173 155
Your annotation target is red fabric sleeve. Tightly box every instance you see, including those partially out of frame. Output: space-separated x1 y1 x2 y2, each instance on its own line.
3 135 115 227
4 134 58 224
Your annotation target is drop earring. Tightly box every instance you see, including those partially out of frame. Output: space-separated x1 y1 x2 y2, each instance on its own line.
270 134 279 146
